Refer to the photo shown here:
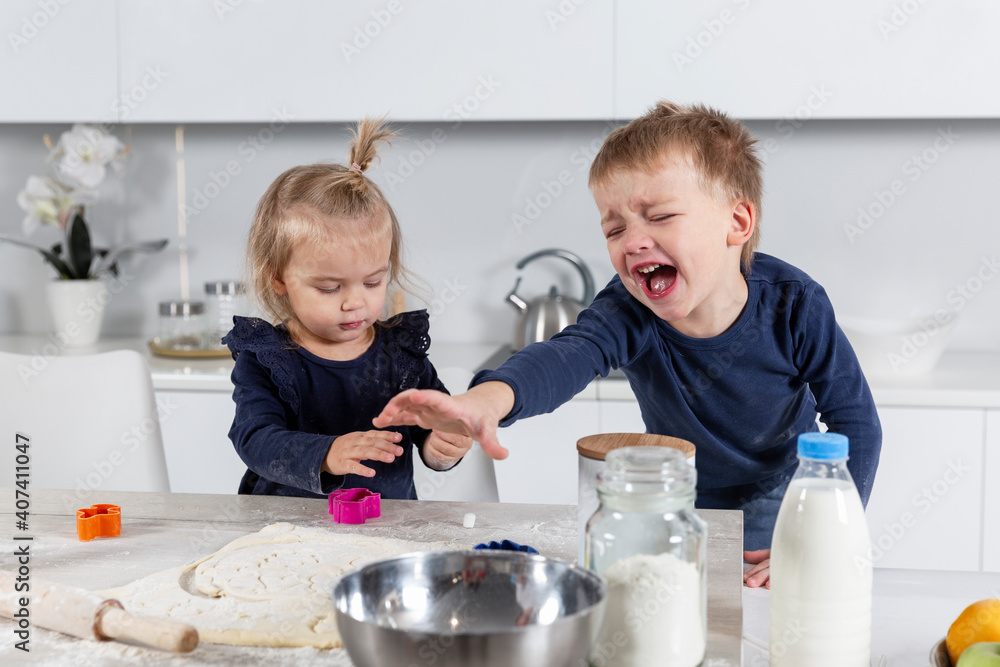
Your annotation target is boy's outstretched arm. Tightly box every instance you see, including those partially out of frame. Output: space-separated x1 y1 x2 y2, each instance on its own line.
373 381 515 460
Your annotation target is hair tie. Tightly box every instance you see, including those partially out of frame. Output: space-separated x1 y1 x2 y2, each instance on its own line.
349 162 363 174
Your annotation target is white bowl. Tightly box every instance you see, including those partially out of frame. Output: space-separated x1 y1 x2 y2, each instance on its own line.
839 314 958 378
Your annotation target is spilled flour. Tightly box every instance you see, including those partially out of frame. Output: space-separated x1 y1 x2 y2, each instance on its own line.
102 523 460 649
592 551 705 667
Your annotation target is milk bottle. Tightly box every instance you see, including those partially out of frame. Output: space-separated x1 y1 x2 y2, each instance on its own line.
769 432 872 666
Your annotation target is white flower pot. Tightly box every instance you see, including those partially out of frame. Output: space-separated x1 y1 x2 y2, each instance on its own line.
46 279 107 347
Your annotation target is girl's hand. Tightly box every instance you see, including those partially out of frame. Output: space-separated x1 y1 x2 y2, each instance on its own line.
373 382 515 460
323 430 404 478
422 430 474 471
743 549 771 588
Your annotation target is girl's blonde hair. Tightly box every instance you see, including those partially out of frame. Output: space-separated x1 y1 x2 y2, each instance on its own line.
589 101 764 272
246 117 411 325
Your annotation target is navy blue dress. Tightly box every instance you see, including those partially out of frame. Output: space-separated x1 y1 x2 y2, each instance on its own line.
223 310 447 499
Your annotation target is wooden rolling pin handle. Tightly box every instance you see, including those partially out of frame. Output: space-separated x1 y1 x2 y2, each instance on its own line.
96 604 199 653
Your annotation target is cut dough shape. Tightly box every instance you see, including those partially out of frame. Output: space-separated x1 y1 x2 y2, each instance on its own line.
103 523 462 649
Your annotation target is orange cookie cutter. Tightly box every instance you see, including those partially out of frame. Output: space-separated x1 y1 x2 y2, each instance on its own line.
77 504 121 541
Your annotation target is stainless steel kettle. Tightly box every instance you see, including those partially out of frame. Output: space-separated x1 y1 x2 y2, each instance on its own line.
506 248 596 350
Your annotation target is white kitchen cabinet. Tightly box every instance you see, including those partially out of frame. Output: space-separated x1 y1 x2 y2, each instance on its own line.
494 399 600 505
616 0 1000 119
156 390 246 494
984 410 1000 573
864 406 984 572
0 0 118 123
118 0 613 123
598 399 644 433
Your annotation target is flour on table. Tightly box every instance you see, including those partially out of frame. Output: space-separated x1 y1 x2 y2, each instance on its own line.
102 522 461 649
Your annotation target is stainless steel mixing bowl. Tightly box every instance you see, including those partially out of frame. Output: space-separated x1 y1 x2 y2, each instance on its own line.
333 550 606 667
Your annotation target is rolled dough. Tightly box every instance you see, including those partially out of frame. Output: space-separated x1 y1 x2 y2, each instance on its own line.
103 522 462 649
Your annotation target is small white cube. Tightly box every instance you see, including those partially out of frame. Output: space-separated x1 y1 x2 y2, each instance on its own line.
463 513 476 528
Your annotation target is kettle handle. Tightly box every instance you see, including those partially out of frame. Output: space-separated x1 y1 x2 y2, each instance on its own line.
515 248 596 306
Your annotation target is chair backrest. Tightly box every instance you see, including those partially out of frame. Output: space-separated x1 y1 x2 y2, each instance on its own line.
0 350 170 498
411 366 499 502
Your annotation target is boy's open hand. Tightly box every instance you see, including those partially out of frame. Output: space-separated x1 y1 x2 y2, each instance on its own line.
422 429 474 470
373 382 514 460
323 430 404 478
743 549 771 588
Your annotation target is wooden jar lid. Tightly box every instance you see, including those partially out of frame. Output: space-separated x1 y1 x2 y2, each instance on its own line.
576 433 696 461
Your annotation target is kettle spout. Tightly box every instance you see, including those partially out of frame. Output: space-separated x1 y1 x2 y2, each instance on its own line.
505 277 528 313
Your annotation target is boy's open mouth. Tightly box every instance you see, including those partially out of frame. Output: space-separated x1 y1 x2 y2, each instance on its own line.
635 263 677 297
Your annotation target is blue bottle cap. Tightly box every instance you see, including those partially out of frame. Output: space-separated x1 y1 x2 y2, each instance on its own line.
797 432 849 460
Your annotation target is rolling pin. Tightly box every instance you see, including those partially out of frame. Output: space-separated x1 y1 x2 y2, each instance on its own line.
0 570 198 653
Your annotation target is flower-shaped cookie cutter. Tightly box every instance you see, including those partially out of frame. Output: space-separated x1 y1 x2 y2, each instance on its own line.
328 489 381 524
77 504 121 541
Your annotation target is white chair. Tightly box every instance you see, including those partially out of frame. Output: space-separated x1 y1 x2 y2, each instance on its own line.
0 349 170 495
411 366 499 502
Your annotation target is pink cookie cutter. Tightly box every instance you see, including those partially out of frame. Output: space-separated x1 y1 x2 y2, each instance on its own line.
328 488 381 524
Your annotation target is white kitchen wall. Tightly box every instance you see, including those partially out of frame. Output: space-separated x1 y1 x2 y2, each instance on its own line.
1 117 998 350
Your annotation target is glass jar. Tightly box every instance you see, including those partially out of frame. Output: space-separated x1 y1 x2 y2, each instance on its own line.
584 446 707 667
158 301 205 350
204 281 246 349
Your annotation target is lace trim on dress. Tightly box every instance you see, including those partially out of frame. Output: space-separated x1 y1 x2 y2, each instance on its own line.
381 310 432 391
222 316 300 413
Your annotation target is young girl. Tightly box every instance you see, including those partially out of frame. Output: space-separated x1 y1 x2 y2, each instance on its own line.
223 118 472 499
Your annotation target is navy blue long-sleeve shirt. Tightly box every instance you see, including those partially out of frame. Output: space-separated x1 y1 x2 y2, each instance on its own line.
224 311 448 499
474 253 881 510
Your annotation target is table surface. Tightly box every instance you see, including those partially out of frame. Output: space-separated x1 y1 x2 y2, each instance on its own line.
0 489 743 666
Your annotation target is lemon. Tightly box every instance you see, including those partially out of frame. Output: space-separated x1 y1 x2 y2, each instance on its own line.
947 599 1000 665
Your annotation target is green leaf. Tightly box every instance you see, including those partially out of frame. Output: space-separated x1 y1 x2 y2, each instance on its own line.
67 213 94 279
0 234 76 279
90 238 168 276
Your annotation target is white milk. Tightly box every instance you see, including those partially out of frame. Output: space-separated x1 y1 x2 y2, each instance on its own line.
769 478 872 666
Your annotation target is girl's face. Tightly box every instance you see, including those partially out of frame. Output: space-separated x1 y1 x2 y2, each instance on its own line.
273 224 391 359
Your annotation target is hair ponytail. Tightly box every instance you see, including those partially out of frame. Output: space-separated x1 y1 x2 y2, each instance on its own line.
346 117 394 194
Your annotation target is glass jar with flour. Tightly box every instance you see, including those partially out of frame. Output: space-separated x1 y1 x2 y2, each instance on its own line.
584 446 707 667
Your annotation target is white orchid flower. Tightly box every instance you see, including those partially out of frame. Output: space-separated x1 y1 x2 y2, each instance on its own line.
16 175 97 235
53 124 126 190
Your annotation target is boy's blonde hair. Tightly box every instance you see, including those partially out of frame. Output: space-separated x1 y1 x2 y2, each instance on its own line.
589 101 763 271
246 118 409 325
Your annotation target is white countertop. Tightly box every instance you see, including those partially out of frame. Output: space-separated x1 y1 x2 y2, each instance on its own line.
3 335 1000 408
742 567 1000 665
